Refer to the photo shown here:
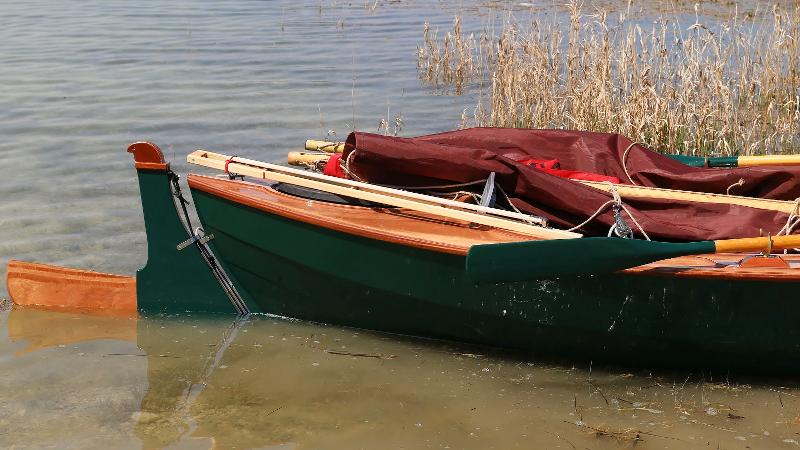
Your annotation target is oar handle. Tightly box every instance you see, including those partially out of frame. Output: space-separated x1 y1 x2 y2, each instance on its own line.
737 155 800 167
668 154 800 168
305 140 344 153
288 152 331 166
715 234 800 253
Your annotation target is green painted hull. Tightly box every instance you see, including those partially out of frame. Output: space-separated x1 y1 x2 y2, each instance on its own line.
190 188 800 372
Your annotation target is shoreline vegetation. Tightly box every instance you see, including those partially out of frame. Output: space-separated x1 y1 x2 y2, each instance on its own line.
417 2 799 156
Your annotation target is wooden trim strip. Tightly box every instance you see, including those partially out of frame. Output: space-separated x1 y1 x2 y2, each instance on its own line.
135 161 170 171
621 255 800 282
187 150 580 240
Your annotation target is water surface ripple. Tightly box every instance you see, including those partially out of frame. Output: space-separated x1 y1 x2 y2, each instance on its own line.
0 0 480 288
1 2 798 449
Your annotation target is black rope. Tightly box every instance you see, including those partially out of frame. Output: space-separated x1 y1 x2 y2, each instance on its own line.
167 170 250 315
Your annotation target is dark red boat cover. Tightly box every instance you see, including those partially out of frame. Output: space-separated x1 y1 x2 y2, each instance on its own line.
343 128 800 241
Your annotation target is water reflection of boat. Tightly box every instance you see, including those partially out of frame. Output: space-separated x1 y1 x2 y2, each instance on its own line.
8 305 800 449
5 308 291 449
6 140 800 372
6 306 136 355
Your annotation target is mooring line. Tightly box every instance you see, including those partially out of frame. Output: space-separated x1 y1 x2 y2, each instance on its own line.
168 170 250 315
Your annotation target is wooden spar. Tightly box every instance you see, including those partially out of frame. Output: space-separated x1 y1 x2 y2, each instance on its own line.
580 180 800 215
187 151 581 240
305 140 344 153
196 151 558 229
199 151 558 228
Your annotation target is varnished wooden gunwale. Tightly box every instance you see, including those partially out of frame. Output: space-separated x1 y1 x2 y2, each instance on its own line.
187 175 535 256
187 174 800 282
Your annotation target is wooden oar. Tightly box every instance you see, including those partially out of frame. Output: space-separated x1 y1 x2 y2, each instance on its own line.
187 150 580 240
287 151 800 215
466 234 800 283
305 140 344 153
669 154 800 168
580 180 799 215
288 151 330 166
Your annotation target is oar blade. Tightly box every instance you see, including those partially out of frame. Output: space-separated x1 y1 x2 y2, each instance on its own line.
6 260 137 313
465 237 716 283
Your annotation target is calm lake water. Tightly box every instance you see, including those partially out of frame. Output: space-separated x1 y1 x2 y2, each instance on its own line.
1 0 799 448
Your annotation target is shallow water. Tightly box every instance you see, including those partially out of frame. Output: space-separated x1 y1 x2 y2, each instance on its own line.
2 0 799 448
3 306 800 450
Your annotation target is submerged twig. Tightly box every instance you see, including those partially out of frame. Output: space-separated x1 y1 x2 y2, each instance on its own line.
565 420 644 443
324 349 397 359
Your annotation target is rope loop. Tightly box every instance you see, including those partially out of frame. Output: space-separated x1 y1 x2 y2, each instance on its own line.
340 149 365 182
726 177 745 195
567 183 650 240
776 197 800 253
621 142 642 185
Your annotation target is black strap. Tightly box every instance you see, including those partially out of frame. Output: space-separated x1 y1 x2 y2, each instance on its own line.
168 170 250 315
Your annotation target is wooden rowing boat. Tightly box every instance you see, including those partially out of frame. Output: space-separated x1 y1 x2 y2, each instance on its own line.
7 141 800 373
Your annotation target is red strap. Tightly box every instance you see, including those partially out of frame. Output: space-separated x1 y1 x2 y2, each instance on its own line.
323 153 347 178
224 156 236 176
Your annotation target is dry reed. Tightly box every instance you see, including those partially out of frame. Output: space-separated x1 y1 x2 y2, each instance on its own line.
418 3 800 156
416 17 481 95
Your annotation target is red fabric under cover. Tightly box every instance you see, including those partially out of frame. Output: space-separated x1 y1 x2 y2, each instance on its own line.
516 158 559 169
537 168 620 183
516 157 621 183
343 128 799 241
323 153 346 178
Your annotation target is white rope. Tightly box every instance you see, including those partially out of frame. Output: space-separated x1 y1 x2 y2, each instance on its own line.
726 177 745 195
775 197 800 253
620 203 651 241
777 197 800 236
621 142 642 185
567 184 650 240
426 190 483 204
566 199 615 232
495 184 541 225
340 149 365 182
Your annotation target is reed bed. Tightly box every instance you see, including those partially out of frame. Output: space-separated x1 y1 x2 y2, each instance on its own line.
418 3 800 155
416 17 481 95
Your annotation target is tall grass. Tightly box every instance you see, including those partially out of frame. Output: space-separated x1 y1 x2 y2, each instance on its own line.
418 3 800 156
416 17 480 95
